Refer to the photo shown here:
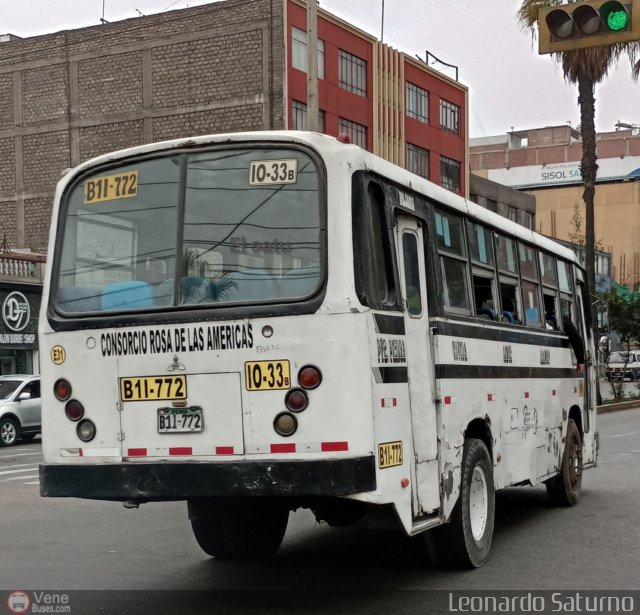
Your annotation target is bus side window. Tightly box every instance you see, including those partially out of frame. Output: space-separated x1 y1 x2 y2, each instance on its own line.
435 209 471 315
401 232 423 316
500 283 520 324
353 181 396 310
467 221 498 321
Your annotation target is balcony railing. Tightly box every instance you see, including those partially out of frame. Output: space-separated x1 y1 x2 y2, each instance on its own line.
0 253 46 285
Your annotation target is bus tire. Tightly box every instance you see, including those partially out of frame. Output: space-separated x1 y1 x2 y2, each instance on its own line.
0 417 20 447
443 438 495 568
546 418 582 507
189 500 289 560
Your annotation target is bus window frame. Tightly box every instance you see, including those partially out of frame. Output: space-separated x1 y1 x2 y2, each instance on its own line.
46 143 329 331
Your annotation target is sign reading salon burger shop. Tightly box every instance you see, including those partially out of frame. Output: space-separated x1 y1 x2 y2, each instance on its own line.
0 288 40 348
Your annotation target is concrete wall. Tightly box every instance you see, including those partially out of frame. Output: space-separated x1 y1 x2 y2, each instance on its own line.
0 0 286 253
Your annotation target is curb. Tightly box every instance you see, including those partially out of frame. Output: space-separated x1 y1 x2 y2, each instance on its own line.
597 400 640 414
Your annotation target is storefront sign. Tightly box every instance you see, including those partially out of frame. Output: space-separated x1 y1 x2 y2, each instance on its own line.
487 156 640 188
0 287 40 349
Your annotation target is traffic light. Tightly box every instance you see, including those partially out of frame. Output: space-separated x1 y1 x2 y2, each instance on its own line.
538 0 640 54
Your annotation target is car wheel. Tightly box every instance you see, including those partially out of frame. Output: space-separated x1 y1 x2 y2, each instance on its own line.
0 417 20 447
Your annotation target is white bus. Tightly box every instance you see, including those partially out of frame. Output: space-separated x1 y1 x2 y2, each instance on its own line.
39 131 597 567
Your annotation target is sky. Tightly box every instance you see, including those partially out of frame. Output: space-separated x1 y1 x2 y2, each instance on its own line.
1 0 638 139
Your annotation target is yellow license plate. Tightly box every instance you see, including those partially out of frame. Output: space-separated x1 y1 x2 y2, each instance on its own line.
119 375 187 402
378 441 403 469
84 170 139 204
244 360 290 391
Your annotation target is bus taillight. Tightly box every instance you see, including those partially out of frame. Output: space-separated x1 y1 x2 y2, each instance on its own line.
285 388 308 412
298 365 322 389
65 399 85 422
54 379 72 401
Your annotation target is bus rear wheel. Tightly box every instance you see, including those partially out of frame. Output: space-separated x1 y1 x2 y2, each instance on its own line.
188 499 289 560
431 438 495 568
546 418 582 506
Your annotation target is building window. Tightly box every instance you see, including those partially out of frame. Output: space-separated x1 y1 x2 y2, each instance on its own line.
440 99 460 135
291 100 325 132
292 27 325 80
406 82 428 123
440 156 461 192
406 143 429 179
524 211 534 230
507 206 518 222
339 117 367 149
338 49 366 96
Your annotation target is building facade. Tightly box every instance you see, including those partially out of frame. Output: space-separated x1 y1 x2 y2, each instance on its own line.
470 125 640 289
0 0 469 256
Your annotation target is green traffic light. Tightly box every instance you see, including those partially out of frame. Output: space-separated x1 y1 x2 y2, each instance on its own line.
607 8 629 30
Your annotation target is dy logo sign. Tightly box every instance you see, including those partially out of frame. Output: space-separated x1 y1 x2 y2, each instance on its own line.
2 291 31 332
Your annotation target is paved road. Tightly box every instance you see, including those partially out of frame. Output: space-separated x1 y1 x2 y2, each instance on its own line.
1 408 639 613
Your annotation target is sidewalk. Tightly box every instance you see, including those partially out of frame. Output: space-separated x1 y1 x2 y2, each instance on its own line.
597 377 640 414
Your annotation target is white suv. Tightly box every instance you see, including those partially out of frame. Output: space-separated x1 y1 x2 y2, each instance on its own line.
0 375 41 446
606 351 640 382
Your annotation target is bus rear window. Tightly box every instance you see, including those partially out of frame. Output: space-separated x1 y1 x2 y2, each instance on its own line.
54 147 323 313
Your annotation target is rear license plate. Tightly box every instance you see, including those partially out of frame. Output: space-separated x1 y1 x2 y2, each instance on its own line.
120 375 187 402
378 441 403 468
244 360 291 391
157 406 203 433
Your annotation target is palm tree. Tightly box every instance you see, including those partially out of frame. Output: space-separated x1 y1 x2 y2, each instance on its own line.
517 1 640 340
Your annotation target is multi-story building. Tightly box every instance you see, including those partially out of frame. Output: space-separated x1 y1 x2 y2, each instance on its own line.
0 0 469 256
0 0 469 374
470 124 640 289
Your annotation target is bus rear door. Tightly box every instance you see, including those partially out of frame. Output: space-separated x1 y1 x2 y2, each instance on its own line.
395 215 440 515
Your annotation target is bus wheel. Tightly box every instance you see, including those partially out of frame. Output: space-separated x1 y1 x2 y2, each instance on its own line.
546 419 582 506
189 500 289 560
0 417 20 447
445 438 495 568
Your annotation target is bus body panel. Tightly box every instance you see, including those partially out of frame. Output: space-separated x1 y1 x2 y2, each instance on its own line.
38 131 597 559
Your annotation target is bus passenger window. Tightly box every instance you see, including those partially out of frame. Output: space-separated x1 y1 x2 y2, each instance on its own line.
441 257 470 311
472 274 496 320
500 283 520 324
543 293 558 329
435 209 470 314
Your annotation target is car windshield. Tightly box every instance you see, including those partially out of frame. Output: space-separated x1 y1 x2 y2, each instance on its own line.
608 352 628 364
0 380 21 399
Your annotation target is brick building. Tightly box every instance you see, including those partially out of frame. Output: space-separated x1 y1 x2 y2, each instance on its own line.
0 0 468 256
470 125 640 289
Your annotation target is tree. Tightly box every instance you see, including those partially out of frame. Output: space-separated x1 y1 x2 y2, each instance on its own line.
517 1 640 341
601 287 640 400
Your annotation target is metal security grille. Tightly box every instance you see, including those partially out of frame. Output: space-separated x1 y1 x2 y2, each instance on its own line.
406 83 428 124
338 49 366 96
339 117 367 149
440 99 460 135
406 143 429 179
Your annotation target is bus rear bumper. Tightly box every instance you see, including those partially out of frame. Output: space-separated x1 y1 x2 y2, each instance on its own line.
39 456 377 502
